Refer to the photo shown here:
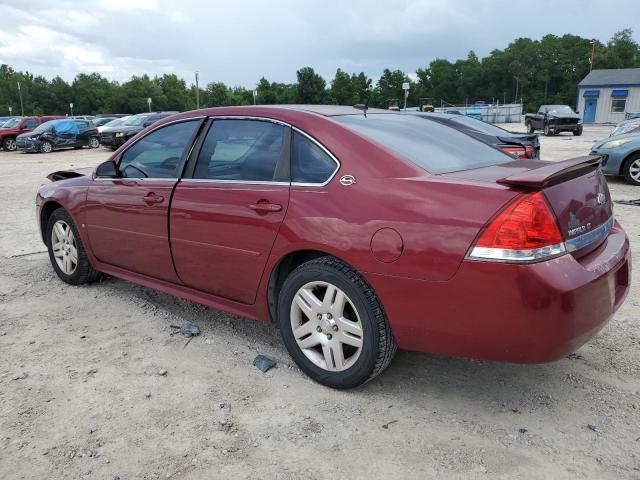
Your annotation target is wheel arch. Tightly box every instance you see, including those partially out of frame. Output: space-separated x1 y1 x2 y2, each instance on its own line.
619 150 640 175
267 249 352 323
40 200 64 243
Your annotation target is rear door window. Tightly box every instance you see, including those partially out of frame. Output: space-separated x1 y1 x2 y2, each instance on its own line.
334 114 511 174
23 119 38 129
193 119 287 182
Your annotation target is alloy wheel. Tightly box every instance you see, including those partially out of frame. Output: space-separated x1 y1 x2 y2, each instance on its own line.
89 137 99 148
51 220 78 275
290 281 364 372
5 138 16 151
41 141 52 153
629 159 640 183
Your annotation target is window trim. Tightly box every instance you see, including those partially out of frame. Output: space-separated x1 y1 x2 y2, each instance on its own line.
111 116 205 181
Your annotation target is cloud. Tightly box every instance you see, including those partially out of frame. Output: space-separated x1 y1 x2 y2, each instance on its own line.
0 0 638 87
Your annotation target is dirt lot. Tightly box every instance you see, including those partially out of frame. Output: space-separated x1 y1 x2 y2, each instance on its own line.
1 124 639 480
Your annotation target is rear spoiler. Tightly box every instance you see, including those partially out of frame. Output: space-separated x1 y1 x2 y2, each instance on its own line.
497 155 602 189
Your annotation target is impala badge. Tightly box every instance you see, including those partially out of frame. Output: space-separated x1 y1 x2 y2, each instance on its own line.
596 192 606 205
340 175 356 186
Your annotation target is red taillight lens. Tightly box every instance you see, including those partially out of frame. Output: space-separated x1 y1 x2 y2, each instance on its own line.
500 145 535 159
468 192 566 262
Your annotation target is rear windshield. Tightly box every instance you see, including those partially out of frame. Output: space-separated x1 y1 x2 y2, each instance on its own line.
449 115 509 135
333 114 511 174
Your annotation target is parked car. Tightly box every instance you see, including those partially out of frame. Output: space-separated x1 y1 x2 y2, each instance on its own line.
411 112 540 159
609 118 640 137
0 115 18 127
16 119 100 153
91 117 118 128
99 112 178 150
591 132 640 185
0 115 64 151
525 105 582 136
97 116 130 133
36 106 630 389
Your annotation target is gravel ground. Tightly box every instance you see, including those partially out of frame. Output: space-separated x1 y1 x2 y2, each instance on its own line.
1 125 639 480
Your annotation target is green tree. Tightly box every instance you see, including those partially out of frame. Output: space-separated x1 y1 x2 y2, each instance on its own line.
329 68 354 105
296 67 326 104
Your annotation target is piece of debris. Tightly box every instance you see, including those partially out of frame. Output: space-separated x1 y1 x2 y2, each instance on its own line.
382 420 398 429
12 372 28 380
144 392 151 399
87 368 98 375
518 428 528 434
158 369 168 376
587 424 600 433
614 198 640 206
253 355 277 373
170 322 201 337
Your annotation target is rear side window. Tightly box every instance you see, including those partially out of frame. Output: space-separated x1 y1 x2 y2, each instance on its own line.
194 119 286 182
333 114 511 174
118 120 198 178
292 131 338 184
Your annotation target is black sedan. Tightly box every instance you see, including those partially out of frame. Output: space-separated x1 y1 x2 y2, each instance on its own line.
99 112 178 150
16 119 100 153
411 112 540 159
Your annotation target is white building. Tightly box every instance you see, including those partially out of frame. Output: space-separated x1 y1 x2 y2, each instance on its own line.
577 68 640 124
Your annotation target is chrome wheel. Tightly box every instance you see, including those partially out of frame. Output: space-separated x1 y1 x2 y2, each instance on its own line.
89 137 99 148
4 138 16 151
41 141 52 153
51 220 78 275
630 159 640 182
290 281 364 372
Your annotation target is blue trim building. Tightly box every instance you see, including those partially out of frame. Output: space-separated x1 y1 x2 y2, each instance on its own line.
577 68 640 124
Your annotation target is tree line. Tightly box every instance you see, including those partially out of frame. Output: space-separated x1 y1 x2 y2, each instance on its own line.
1 29 638 116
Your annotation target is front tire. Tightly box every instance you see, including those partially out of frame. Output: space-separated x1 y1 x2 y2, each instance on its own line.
544 124 553 136
277 257 396 389
573 126 583 136
623 154 640 186
40 141 53 153
46 208 102 285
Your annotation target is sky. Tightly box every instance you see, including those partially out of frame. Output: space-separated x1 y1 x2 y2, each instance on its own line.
0 0 639 88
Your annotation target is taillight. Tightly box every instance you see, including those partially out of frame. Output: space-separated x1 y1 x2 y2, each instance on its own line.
467 192 566 262
500 145 534 159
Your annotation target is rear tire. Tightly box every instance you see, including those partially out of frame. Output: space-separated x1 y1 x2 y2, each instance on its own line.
277 256 396 389
623 154 640 186
2 137 16 151
526 121 534 134
46 208 102 285
573 126 583 136
544 124 552 136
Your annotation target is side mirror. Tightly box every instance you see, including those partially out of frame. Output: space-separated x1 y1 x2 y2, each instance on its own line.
96 160 118 178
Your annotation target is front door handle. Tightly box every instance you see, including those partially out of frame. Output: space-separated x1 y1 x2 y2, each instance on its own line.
249 201 282 213
143 192 164 205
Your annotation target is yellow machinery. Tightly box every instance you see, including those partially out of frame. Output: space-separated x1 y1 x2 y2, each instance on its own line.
420 98 435 112
387 99 400 111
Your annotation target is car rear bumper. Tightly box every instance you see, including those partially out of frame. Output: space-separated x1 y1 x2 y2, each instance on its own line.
368 221 630 363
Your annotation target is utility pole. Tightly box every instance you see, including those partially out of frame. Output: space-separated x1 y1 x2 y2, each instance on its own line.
69 103 74 117
402 82 409 111
17 81 24 116
195 71 200 109
253 89 257 105
589 40 596 72
147 97 152 112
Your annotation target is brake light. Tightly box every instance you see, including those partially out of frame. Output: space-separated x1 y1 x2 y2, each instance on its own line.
468 192 566 262
500 145 534 159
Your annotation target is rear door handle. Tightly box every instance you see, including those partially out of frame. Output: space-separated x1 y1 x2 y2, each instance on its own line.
249 202 282 212
143 193 164 205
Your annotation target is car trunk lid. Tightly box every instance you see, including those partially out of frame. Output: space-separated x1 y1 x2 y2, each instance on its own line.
445 155 613 258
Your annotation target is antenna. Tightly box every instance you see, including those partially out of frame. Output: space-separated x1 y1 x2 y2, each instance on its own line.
354 103 368 118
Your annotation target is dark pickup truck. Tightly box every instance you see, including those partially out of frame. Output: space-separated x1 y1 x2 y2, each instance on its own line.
525 105 583 136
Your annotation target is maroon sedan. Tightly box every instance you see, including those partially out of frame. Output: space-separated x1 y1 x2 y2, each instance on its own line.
36 106 631 389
